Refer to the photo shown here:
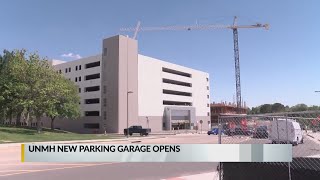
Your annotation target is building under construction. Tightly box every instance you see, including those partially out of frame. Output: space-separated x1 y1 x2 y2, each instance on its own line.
210 102 247 126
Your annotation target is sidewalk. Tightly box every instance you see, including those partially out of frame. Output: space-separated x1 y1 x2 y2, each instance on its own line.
162 171 219 180
0 136 167 148
307 131 320 141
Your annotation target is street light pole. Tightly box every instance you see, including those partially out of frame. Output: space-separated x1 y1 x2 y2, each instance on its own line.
146 116 149 128
127 91 133 138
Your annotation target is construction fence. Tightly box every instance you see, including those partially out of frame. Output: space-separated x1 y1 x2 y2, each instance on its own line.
217 111 320 180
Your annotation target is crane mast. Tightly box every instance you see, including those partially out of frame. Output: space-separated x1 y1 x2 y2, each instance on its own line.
120 17 269 114
232 16 242 113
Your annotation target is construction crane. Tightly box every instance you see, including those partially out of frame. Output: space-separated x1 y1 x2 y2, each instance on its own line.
120 16 269 113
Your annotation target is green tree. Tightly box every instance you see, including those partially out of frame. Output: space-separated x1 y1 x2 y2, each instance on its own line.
46 74 80 130
259 104 272 114
308 105 320 111
271 103 285 113
291 104 308 112
0 50 80 133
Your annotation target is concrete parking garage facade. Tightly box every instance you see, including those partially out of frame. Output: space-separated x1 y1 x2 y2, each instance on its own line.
46 35 211 133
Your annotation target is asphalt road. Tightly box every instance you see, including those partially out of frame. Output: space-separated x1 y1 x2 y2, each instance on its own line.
0 133 319 180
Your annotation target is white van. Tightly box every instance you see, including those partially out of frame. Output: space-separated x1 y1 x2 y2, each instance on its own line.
269 118 303 146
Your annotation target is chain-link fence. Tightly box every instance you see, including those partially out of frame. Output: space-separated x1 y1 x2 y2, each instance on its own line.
217 111 320 180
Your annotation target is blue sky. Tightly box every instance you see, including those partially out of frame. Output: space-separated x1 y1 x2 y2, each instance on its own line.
1 0 319 107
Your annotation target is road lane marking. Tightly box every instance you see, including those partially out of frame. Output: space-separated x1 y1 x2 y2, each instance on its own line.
0 162 117 177
0 170 38 172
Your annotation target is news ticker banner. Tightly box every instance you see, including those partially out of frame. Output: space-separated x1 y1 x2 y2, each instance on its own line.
21 144 292 163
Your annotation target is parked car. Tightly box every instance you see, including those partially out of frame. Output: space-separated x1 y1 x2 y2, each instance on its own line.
207 128 224 135
123 126 151 136
225 127 253 136
253 126 268 139
269 119 303 146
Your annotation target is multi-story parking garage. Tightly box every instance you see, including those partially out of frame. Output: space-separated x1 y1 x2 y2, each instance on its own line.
47 35 211 133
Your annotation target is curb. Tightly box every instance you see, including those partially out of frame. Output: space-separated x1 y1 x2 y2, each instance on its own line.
0 136 167 147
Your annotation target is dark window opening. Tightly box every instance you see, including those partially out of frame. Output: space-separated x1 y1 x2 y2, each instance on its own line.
162 67 191 78
207 86 209 90
85 73 100 80
79 88 81 93
59 70 62 74
76 66 78 71
163 89 192 97
75 77 78 82
103 86 106 94
163 100 192 106
85 61 100 69
84 123 100 129
103 111 107 120
79 76 81 81
207 112 210 116
85 111 100 116
85 98 100 104
207 95 210 99
206 77 209 82
79 65 81 70
162 78 192 87
85 86 100 92
65 68 68 73
103 98 106 107
69 67 71 72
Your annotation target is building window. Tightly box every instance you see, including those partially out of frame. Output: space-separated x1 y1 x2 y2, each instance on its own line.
163 100 192 106
85 111 100 116
76 66 78 71
103 98 106 107
79 88 81 93
206 77 209 82
163 122 166 128
103 48 108 56
84 123 100 129
103 111 107 120
207 112 210 116
59 70 62 74
162 67 191 78
162 78 192 87
69 67 71 72
85 98 100 104
207 95 209 99
75 77 78 82
85 61 100 69
163 89 192 97
103 86 106 94
79 76 81 81
85 86 100 92
85 73 100 80
207 86 209 90
65 68 68 73
207 104 209 107
79 65 81 70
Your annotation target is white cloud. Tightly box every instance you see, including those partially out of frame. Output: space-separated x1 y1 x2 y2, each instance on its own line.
61 52 82 59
